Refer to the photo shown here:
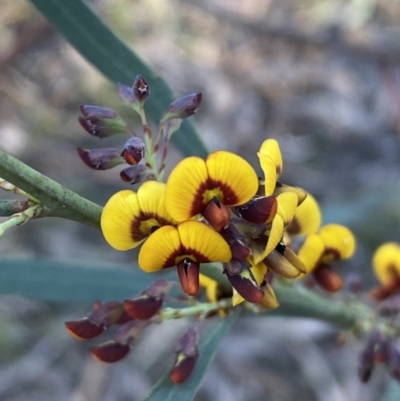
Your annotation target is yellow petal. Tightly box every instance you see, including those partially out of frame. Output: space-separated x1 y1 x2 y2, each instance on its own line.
276 192 298 225
252 215 284 264
258 157 277 196
372 242 400 285
286 192 322 235
165 156 209 222
206 151 258 206
101 190 144 250
265 250 301 278
199 274 219 302
318 224 356 261
138 225 182 272
258 139 282 196
248 257 268 285
137 181 176 224
177 221 232 263
232 288 244 306
297 234 325 274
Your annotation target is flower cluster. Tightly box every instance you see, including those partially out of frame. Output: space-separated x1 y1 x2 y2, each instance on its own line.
71 76 359 384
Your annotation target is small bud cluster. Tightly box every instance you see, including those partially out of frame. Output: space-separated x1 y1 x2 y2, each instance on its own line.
77 75 202 184
65 278 211 383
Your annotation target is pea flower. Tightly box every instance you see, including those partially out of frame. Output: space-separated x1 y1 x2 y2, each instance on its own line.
297 224 356 291
101 181 176 250
370 242 400 300
165 151 259 230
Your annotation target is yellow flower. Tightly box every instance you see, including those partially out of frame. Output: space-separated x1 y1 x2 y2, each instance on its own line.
101 181 176 250
372 242 400 285
165 151 258 224
297 224 356 292
138 221 232 295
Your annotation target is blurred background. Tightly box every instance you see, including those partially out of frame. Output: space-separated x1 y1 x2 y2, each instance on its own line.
1 0 400 400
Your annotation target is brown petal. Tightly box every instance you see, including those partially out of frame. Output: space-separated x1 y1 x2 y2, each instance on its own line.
177 259 200 296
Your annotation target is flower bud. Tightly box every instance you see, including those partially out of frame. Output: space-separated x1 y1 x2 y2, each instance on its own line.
177 259 200 296
65 318 105 340
133 75 150 103
124 279 172 320
77 147 124 170
121 137 145 165
117 83 135 103
264 249 302 279
120 165 148 184
202 197 230 231
91 341 131 363
313 264 343 292
237 195 277 224
225 259 265 303
160 93 202 125
79 105 129 138
170 326 199 384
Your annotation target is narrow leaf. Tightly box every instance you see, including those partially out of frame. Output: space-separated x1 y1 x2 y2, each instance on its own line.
0 259 171 303
143 309 240 401
29 0 208 158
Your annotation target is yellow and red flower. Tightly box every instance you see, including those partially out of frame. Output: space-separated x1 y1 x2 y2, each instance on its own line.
370 242 400 300
297 224 356 291
165 151 258 230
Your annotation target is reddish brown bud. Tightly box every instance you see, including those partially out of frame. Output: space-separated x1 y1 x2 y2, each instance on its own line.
121 137 145 165
177 259 200 296
120 165 148 184
238 195 277 224
77 147 124 170
81 105 116 119
202 198 230 231
124 295 163 320
133 75 150 102
170 353 198 384
91 341 130 363
230 239 251 260
170 326 199 384
369 276 400 301
225 264 265 303
313 264 343 292
65 318 105 340
160 93 202 125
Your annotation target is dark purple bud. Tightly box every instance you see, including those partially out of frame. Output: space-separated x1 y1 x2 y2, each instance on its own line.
117 83 135 103
120 164 148 184
358 346 375 383
77 147 124 170
88 301 131 327
133 75 150 102
80 105 116 119
170 326 199 384
388 347 400 381
112 320 149 345
160 93 202 125
65 318 105 340
79 105 129 138
121 137 145 165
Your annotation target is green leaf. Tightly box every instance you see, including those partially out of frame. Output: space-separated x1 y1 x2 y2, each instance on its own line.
29 0 208 158
0 259 172 303
143 309 240 401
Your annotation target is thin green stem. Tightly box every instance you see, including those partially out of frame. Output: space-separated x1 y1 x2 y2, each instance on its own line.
0 149 102 228
159 299 232 321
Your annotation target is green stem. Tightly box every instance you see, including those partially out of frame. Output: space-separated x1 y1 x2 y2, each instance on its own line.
159 299 232 321
0 149 102 228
